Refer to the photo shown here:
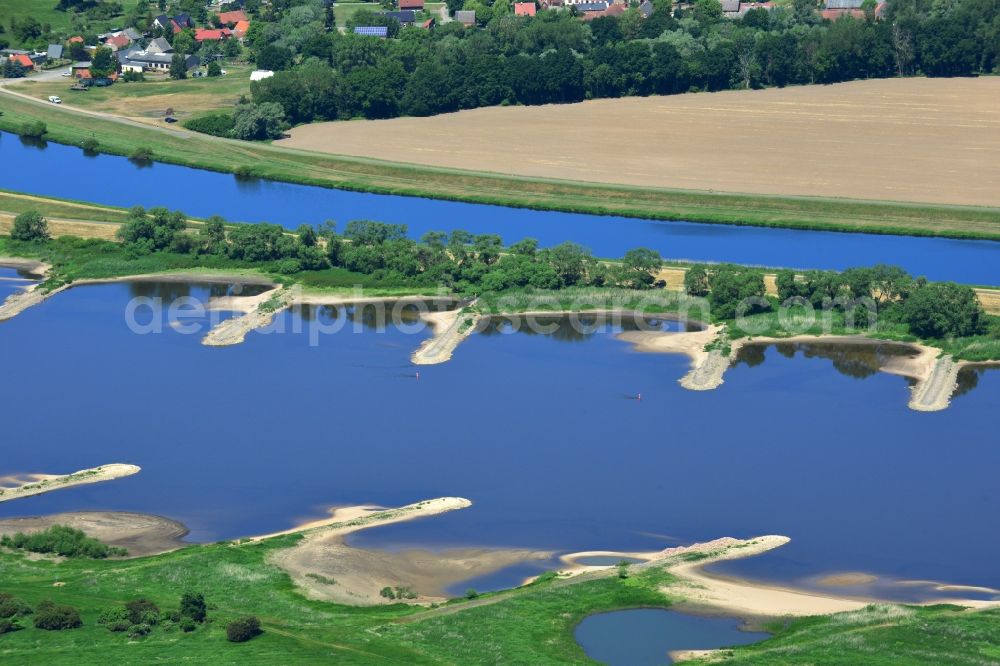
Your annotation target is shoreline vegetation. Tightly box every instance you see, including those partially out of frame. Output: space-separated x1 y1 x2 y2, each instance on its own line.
2 91 1000 241
2 497 999 661
2 204 998 410
0 464 140 503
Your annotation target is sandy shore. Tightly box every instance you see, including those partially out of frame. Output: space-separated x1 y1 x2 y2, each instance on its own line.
617 326 728 390
412 304 480 365
0 511 188 557
264 497 553 605
0 258 57 322
0 464 140 503
202 286 290 346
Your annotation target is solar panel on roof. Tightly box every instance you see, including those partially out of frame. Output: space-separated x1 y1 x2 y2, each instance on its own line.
354 26 389 37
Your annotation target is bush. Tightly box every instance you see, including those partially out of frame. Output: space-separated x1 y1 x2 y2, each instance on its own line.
128 623 152 637
19 120 46 138
465 588 479 599
81 136 100 152
129 146 153 162
226 616 262 642
107 619 130 632
183 113 235 138
10 210 50 242
0 593 32 619
180 592 206 623
0 525 126 558
33 601 82 630
902 282 986 339
207 60 222 77
125 598 160 625
122 69 144 82
97 605 129 626
0 618 22 634
179 617 197 632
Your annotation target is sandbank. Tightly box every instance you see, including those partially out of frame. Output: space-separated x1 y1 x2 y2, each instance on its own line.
0 511 188 557
617 325 727 390
412 304 480 365
0 463 140 503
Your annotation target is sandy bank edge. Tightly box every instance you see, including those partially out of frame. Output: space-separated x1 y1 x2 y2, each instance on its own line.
0 464 141 503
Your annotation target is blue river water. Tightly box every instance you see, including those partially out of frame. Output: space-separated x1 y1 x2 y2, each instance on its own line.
575 609 768 665
2 132 998 283
1 282 998 597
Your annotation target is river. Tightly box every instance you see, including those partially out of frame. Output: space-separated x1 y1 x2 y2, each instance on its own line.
2 131 998 283
1 281 998 600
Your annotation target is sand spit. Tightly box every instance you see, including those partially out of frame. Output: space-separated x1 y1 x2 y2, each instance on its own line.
0 259 58 322
617 326 729 390
0 511 188 557
908 354 960 412
0 464 140 503
202 286 290 346
262 497 553 605
412 303 480 365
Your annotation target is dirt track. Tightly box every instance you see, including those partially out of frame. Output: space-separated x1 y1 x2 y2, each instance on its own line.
280 78 1000 207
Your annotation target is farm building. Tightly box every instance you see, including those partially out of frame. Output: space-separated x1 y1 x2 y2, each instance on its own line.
399 0 425 9
455 9 476 24
381 10 417 24
195 28 233 41
514 2 537 15
217 9 249 24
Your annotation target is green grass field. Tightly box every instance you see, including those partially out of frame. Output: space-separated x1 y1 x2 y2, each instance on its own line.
1 92 998 241
0 0 142 46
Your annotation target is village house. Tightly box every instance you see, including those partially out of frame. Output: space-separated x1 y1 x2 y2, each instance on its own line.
399 0 425 10
145 37 173 55
119 50 200 73
47 44 64 60
195 28 233 41
233 20 251 39
217 9 249 25
455 9 476 25
381 10 416 25
7 53 35 72
153 13 195 34
820 0 885 19
514 2 537 15
104 33 132 51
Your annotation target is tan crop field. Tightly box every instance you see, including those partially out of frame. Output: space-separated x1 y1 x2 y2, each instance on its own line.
279 77 1000 208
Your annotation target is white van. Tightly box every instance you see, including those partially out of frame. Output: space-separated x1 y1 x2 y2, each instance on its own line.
48 95 62 104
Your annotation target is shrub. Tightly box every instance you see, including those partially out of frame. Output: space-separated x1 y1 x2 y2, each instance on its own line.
97 605 129 626
127 623 151 638
179 617 197 632
122 69 144 82
19 120 46 138
234 164 258 178
129 146 153 162
33 601 82 630
10 210 50 242
226 616 262 642
0 525 126 558
379 586 396 600
183 113 235 138
0 594 32 619
180 592 206 623
81 137 99 152
0 618 22 634
125 598 160 625
207 60 222 77
107 619 130 632
465 588 479 599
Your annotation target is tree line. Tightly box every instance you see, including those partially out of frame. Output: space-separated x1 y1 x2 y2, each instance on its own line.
176 0 1000 135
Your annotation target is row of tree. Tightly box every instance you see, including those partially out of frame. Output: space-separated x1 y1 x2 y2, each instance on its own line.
684 262 989 338
195 0 1000 127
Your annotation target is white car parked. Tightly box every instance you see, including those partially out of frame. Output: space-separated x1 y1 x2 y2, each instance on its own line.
48 95 62 104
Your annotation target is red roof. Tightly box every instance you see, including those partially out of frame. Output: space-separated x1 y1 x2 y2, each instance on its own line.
217 9 248 24
195 28 233 41
514 2 537 15
106 34 131 48
400 0 424 8
9 54 33 68
233 19 251 37
171 19 184 34
68 36 84 43
420 18 435 28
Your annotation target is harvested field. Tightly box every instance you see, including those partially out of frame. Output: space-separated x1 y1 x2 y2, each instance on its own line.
280 77 1000 208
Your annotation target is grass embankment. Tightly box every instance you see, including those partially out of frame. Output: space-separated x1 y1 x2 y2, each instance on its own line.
0 538 673 663
1 93 998 240
2 538 999 663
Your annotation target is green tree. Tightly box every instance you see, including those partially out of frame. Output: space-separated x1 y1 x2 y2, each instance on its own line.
708 265 767 320
169 53 188 79
179 592 206 623
902 282 986 338
10 210 49 242
232 102 286 140
207 60 222 76
33 601 82 630
684 264 710 297
620 247 663 288
90 46 116 78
